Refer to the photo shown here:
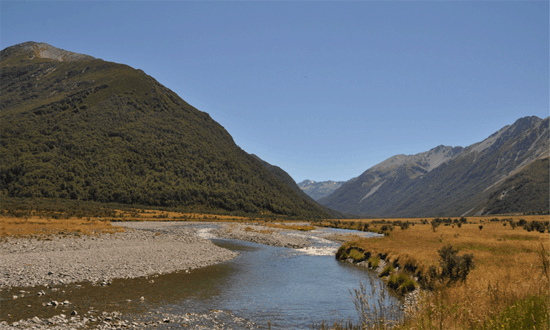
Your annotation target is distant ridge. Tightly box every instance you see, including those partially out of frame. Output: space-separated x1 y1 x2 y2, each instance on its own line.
252 155 345 218
298 180 345 201
0 42 331 219
319 116 549 217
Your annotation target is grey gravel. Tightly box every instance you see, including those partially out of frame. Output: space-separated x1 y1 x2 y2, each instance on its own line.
0 309 260 329
0 222 238 289
0 221 316 329
212 223 311 248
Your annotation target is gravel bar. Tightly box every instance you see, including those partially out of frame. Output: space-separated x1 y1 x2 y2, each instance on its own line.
212 223 312 248
0 309 260 329
0 222 238 289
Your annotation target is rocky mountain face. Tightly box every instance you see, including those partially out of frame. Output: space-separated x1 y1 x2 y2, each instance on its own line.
319 116 549 217
298 180 345 201
0 42 331 219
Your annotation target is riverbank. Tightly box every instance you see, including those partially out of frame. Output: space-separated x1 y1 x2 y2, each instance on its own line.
211 222 312 248
0 220 385 329
329 218 550 329
0 221 331 329
0 309 259 329
0 222 237 289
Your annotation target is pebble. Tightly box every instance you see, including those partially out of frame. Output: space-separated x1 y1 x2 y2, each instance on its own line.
212 223 312 248
0 224 238 289
0 309 260 329
0 221 313 329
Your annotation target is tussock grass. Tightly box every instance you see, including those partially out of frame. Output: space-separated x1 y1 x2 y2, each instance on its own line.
349 249 366 262
263 223 316 231
380 265 395 277
368 256 381 269
336 218 550 329
0 205 255 238
242 226 273 234
0 216 124 237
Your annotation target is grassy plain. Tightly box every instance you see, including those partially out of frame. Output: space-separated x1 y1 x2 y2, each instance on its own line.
326 216 549 329
0 205 312 238
2 203 548 329
0 208 253 238
0 216 125 237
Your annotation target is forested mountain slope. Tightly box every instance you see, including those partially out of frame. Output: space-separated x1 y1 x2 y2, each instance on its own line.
252 155 344 218
0 42 330 218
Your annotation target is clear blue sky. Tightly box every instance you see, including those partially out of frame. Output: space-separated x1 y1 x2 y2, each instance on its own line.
2 1 548 182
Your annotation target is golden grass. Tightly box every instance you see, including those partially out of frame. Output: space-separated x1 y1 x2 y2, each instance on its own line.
327 214 549 224
109 209 252 221
263 223 316 231
0 205 274 238
337 219 550 329
0 207 260 239
0 216 125 238
243 226 274 234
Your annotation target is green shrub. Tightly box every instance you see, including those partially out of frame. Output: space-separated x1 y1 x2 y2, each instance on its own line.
420 245 475 289
431 219 440 232
387 274 399 290
336 246 348 260
398 278 416 295
380 265 395 277
387 272 417 295
396 273 408 284
349 249 365 262
368 256 380 269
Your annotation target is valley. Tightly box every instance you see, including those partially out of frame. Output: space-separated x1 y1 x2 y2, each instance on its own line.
1 41 548 329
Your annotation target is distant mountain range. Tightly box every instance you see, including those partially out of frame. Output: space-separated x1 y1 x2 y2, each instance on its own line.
0 42 331 219
298 180 345 201
318 116 549 217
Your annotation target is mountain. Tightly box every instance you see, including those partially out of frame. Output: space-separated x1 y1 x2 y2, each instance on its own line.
481 157 548 215
298 180 345 201
319 116 549 217
252 156 345 218
0 42 331 219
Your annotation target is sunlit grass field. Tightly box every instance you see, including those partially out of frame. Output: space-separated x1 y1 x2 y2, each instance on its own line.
2 204 548 329
0 216 125 237
0 202 315 238
0 207 252 238
324 216 549 330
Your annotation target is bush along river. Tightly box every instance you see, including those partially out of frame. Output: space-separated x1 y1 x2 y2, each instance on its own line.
0 222 404 329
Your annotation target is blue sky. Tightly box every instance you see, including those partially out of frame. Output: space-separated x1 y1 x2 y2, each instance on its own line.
2 1 548 182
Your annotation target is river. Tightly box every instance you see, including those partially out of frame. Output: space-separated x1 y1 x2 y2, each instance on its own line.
1 224 403 329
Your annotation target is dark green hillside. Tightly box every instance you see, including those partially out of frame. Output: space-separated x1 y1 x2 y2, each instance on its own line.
0 42 330 218
483 157 549 215
251 155 344 218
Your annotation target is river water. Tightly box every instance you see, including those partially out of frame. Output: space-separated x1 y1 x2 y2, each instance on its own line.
1 225 402 329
